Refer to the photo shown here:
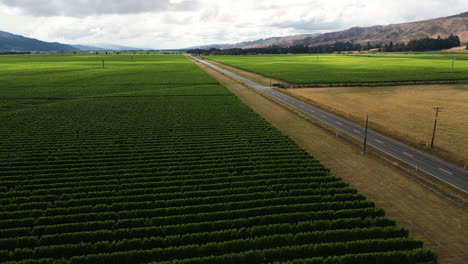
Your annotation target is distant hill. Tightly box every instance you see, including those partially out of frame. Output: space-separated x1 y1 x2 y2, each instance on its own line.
90 44 145 51
187 34 320 50
72 44 147 52
289 11 468 48
191 12 468 49
0 30 78 52
71 44 106 51
0 30 144 52
72 44 144 51
186 44 230 50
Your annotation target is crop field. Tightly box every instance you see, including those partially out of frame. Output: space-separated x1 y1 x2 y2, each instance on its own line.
206 54 468 84
0 54 435 263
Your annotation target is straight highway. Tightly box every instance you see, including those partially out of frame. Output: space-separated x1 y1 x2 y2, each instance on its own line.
190 55 468 194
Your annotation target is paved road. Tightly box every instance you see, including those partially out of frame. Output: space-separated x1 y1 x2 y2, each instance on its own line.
191 55 468 193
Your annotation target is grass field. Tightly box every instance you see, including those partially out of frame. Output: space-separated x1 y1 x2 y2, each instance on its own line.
0 54 435 263
206 54 468 84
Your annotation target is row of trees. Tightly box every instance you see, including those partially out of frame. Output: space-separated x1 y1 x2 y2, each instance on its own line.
188 43 364 56
383 34 461 52
0 51 31 55
188 35 464 55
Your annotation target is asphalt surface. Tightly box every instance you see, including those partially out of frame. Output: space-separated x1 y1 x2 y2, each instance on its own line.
191 55 468 194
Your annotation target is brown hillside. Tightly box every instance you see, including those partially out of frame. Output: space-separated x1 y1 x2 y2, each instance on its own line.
243 12 468 48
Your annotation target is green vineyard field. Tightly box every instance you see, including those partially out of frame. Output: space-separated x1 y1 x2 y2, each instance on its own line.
0 54 436 263
206 54 468 84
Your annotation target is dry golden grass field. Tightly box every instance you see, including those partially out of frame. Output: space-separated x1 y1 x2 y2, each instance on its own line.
280 84 468 167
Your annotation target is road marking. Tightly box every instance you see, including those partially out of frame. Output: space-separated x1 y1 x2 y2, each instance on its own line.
336 121 343 126
375 139 384 144
320 114 326 118
403 152 414 158
300 105 306 109
353 129 361 134
438 168 453 175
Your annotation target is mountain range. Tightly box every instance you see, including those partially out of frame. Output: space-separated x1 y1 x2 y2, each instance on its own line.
0 30 77 52
188 34 321 50
0 30 144 52
71 44 144 51
190 12 468 50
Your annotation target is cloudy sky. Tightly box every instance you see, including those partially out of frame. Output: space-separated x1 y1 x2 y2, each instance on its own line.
0 0 467 49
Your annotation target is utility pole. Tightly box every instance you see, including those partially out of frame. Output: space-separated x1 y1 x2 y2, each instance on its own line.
430 107 443 148
451 58 456 73
102 59 105 69
363 115 369 154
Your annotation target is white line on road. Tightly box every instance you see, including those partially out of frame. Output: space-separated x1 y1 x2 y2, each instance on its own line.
438 168 453 175
403 152 414 158
320 114 326 118
353 129 361 134
375 139 384 144
336 121 343 126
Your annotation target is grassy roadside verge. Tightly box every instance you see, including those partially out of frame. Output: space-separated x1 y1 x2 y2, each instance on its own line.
188 55 468 264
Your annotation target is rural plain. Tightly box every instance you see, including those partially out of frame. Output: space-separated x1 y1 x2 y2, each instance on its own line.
2 2 468 264
207 54 468 166
193 57 468 264
0 54 438 263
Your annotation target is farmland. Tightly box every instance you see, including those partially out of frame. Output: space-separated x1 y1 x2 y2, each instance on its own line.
279 84 468 166
206 54 468 84
192 57 468 264
204 54 468 166
0 54 435 263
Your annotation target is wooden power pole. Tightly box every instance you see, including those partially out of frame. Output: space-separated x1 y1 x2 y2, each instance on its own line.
431 107 443 148
363 115 369 154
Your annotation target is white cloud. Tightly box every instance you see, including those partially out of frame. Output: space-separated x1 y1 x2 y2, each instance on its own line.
0 0 199 17
0 0 467 49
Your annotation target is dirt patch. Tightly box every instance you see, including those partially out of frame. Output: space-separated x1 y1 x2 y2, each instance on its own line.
189 55 468 264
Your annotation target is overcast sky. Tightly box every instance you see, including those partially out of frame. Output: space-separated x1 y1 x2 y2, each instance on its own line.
0 0 467 49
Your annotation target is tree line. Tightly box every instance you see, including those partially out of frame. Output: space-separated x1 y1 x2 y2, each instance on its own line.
384 34 461 52
0 51 32 55
188 35 462 55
